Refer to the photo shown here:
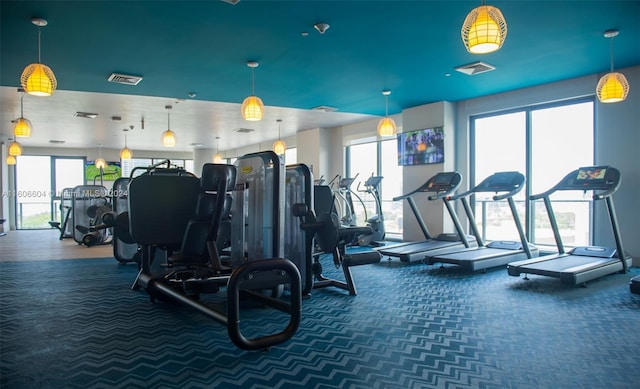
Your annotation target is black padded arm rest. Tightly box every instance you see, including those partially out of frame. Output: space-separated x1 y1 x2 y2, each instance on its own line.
313 185 335 215
128 174 201 245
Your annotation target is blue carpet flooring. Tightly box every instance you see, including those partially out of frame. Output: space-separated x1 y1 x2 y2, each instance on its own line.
1 256 639 388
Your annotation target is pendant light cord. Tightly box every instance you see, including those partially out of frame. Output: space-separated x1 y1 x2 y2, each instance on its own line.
20 94 24 117
609 37 615 72
385 95 389 116
37 27 42 63
251 67 256 96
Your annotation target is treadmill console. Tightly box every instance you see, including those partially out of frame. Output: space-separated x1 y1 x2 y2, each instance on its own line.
571 166 616 189
475 171 525 193
425 172 460 191
552 165 619 191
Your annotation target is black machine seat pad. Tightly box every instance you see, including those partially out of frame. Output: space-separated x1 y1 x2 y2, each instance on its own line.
128 174 201 246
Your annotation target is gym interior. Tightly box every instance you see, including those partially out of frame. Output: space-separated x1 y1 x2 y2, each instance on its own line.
1 2 639 388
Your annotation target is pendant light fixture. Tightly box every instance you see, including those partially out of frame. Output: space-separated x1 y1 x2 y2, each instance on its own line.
377 90 397 137
241 61 265 121
8 140 23 156
94 144 107 169
273 119 286 155
461 1 507 54
13 91 32 138
212 137 224 163
162 105 176 147
21 18 57 97
596 29 629 103
120 127 132 160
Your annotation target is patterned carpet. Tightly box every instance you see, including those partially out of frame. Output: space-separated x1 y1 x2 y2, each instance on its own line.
1 255 639 389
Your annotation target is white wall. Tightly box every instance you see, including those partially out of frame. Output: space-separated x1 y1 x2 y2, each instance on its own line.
400 102 456 242
296 128 323 178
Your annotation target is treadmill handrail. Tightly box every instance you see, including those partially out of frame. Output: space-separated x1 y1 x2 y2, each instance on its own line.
451 171 525 201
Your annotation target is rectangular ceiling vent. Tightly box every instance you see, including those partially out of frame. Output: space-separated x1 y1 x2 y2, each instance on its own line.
454 61 496 76
234 128 255 134
312 105 338 113
49 140 66 144
74 112 98 119
108 72 143 85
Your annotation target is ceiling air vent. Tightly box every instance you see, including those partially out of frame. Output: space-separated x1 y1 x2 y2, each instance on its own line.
74 112 98 119
108 72 143 85
234 128 255 134
312 105 338 113
454 61 496 76
49 140 66 144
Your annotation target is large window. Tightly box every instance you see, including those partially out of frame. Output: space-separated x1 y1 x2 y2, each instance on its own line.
346 138 403 236
472 99 594 246
14 156 85 229
284 147 297 165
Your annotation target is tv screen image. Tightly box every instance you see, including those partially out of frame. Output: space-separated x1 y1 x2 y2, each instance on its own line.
397 127 444 166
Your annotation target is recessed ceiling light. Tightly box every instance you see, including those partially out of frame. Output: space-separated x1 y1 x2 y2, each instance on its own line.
74 112 98 119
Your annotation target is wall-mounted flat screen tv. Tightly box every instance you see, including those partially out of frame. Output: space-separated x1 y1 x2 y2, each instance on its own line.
397 127 444 166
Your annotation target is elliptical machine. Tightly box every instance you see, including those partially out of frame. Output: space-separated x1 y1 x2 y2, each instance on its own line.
355 175 385 247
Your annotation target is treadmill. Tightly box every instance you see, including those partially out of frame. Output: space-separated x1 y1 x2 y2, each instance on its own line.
426 171 539 272
376 172 477 263
508 166 631 286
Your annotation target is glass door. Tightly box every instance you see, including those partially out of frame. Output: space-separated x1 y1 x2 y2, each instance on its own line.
15 156 52 229
472 111 527 242
52 157 86 231
14 156 85 229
